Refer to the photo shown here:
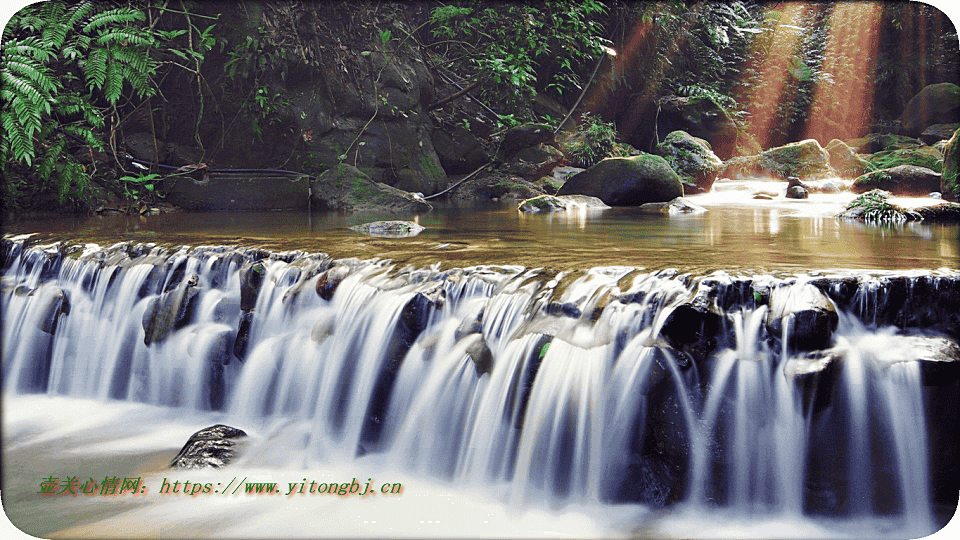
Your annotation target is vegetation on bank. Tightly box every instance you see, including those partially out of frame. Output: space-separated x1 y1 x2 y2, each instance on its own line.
2 0 958 214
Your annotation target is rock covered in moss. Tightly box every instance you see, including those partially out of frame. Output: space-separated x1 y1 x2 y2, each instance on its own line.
942 127 960 200
825 139 871 178
898 82 960 137
638 197 706 215
517 194 609 213
654 130 723 194
838 189 922 223
348 220 425 238
720 139 835 182
866 145 943 173
851 165 942 196
310 164 431 214
557 154 684 206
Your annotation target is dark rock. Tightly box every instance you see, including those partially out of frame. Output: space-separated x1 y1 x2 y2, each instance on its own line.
238 261 266 312
898 83 960 137
786 185 809 199
499 123 555 159
544 302 582 319
124 132 167 163
783 348 843 415
654 130 723 193
660 302 722 366
170 424 247 469
851 165 942 196
919 123 960 145
499 143 565 179
142 275 201 345
766 283 838 351
431 124 489 174
557 154 683 206
232 311 254 362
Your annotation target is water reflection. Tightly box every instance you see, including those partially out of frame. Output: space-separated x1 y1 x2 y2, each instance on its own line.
4 196 958 272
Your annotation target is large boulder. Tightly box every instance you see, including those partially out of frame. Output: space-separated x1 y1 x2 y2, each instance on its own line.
865 146 944 173
720 139 835 182
845 132 923 154
499 143 565 179
310 164 432 214
557 154 684 206
851 165 943 196
825 139 871 178
942 128 960 200
498 123 555 159
517 194 609 213
654 130 723 194
655 95 739 160
431 123 490 174
765 283 839 351
898 83 960 137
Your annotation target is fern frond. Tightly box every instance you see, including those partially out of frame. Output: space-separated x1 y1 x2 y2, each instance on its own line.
83 47 108 88
64 1 96 32
3 58 57 94
109 47 154 74
103 61 122 103
1 113 35 166
97 29 154 47
82 7 144 34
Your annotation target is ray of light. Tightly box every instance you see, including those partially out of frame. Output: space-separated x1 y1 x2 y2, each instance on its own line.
803 2 883 143
739 2 808 150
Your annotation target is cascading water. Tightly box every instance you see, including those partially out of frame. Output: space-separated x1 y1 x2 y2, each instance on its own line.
2 237 957 538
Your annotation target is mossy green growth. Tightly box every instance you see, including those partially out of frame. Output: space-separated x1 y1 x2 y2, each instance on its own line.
866 146 943 173
941 128 960 199
843 189 922 224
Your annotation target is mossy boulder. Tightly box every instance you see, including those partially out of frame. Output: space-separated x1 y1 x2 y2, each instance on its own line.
656 95 740 160
851 165 942 196
654 130 723 194
920 123 960 145
845 133 923 154
865 146 944 173
517 194 610 213
898 83 960 137
838 189 922 224
348 220 425 238
720 139 835 181
825 139 871 178
941 128 960 200
557 154 684 206
310 164 432 214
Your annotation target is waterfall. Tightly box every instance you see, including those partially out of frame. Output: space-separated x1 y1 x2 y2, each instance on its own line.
2 238 957 536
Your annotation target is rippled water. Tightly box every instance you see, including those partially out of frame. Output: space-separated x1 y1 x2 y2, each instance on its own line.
5 188 959 273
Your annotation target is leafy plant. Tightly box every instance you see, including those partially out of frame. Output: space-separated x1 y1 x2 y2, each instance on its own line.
563 113 630 167
2 0 158 209
119 172 161 201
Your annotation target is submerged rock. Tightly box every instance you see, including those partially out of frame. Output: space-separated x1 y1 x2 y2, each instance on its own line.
349 220 425 238
170 424 248 469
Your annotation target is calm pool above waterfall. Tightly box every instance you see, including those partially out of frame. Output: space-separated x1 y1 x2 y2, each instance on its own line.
6 189 959 272
2 187 959 540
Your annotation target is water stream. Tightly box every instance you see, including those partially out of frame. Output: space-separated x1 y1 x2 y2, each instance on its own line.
2 189 959 538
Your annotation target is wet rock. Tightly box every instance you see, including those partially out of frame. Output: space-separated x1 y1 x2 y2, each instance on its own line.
316 265 351 301
557 154 684 206
721 139 836 182
897 335 960 386
431 123 489 174
660 301 722 366
239 261 266 312
349 220 424 238
170 424 247 469
766 283 838 351
544 301 582 318
465 334 494 376
518 194 609 213
142 275 200 345
753 193 774 200
942 127 959 200
786 185 809 199
783 348 843 415
232 311 254 362
639 197 707 215
35 286 70 335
